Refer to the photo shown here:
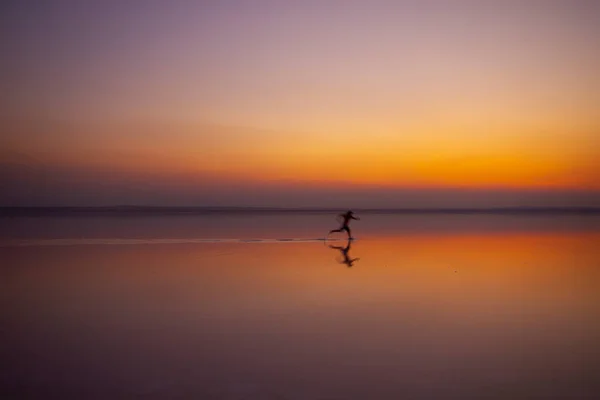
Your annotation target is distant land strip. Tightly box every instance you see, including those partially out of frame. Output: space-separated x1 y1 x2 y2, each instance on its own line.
1 206 599 216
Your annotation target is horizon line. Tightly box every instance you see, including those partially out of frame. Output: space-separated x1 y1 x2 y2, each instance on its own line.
1 205 599 216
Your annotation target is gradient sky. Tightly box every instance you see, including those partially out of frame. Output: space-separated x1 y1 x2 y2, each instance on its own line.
1 0 599 207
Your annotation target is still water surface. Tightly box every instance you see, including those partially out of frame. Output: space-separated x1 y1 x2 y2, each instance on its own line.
2 214 599 399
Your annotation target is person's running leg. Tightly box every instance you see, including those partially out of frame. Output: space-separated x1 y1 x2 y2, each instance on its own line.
343 226 352 239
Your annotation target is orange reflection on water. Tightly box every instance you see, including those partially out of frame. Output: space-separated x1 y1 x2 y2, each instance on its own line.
3 230 600 398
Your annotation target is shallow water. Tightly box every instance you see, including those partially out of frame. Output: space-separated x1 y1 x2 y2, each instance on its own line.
2 214 600 399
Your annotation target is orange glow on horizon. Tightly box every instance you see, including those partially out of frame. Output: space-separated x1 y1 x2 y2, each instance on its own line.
8 127 598 191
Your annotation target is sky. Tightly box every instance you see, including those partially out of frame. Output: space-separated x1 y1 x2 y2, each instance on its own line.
1 0 599 207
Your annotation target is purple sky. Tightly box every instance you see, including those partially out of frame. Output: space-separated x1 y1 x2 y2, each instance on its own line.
1 1 599 207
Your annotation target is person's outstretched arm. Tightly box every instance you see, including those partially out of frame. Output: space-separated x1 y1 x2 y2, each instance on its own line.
352 215 360 220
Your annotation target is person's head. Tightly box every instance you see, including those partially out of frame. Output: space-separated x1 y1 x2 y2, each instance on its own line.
347 210 353 215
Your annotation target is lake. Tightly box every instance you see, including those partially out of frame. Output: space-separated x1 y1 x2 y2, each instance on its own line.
1 213 599 399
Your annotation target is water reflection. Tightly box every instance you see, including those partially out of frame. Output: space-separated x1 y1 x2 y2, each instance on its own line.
2 219 600 399
329 239 360 267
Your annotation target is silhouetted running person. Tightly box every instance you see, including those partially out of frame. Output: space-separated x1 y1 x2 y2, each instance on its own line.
329 239 360 267
329 210 360 239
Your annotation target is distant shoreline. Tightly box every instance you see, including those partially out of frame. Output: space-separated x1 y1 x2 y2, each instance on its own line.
1 206 599 216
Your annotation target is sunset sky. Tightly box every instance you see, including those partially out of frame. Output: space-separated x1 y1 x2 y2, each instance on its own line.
1 0 599 207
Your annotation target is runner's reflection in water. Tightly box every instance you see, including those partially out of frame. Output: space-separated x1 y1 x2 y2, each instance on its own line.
329 238 360 267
